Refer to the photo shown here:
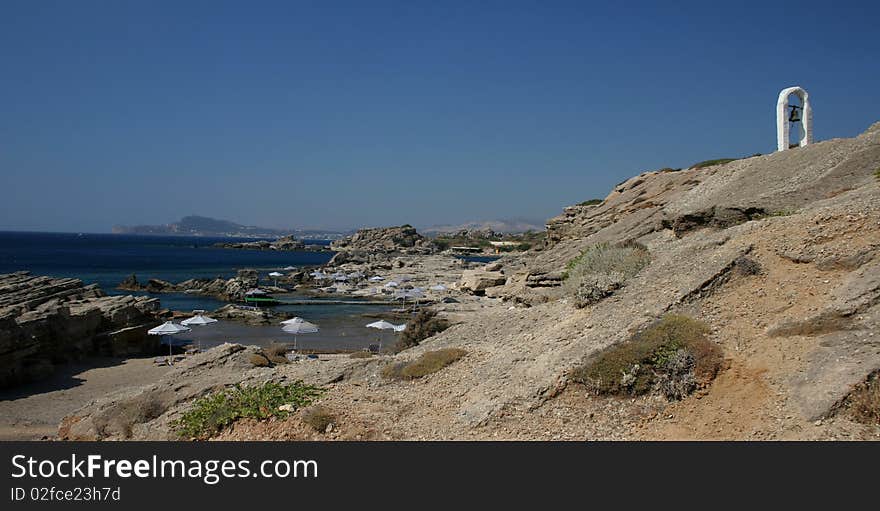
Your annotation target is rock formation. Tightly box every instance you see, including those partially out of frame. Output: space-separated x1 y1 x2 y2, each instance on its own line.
0 272 161 388
331 225 435 255
117 269 263 302
212 235 319 251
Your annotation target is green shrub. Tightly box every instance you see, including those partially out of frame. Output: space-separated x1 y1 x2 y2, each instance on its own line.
172 381 324 440
382 348 468 380
578 199 603 206
301 405 336 432
563 242 650 307
691 158 737 169
394 310 450 353
571 314 722 400
874 168 880 180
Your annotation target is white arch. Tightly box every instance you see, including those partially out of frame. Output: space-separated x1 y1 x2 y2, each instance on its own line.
777 86 813 151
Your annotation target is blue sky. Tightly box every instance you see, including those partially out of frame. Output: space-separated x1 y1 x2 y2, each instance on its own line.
1 0 878 233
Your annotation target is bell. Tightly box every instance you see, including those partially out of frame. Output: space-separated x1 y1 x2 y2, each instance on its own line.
788 105 801 123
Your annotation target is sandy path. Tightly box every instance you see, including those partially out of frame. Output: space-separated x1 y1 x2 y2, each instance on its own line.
0 357 169 440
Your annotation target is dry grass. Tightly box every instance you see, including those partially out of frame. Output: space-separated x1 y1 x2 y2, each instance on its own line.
382 348 467 380
265 343 290 358
301 405 336 432
571 314 722 399
349 351 374 359
563 242 650 308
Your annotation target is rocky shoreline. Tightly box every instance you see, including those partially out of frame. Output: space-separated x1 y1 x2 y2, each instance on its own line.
212 235 332 252
0 272 162 388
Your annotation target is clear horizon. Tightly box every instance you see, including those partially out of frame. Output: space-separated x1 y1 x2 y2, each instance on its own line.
2 0 878 233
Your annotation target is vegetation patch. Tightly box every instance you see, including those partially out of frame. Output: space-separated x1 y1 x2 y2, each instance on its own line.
249 353 271 367
732 256 762 277
250 345 290 366
393 310 450 353
577 199 603 206
840 371 880 425
349 350 374 359
300 405 337 432
874 168 880 181
571 315 722 400
172 381 324 440
563 242 651 308
691 158 737 169
381 348 468 380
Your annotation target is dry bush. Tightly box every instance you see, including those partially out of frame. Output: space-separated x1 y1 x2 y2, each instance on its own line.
301 405 336 432
393 310 450 353
843 371 880 425
267 354 290 365
265 343 290 358
349 351 374 359
563 242 650 308
571 314 722 400
732 256 762 276
249 353 271 367
382 348 467 380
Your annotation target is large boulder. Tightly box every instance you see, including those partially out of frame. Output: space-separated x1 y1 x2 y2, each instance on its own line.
459 270 507 295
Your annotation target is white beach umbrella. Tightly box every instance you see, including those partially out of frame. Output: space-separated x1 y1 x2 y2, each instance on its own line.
366 320 396 330
348 271 365 279
393 324 407 332
245 288 267 296
394 289 424 307
148 321 191 365
366 320 398 350
430 284 448 292
368 276 384 282
181 314 218 351
181 314 217 326
282 318 319 350
268 271 283 286
384 281 399 288
284 266 297 271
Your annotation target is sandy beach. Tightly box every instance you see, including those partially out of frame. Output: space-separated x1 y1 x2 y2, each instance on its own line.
0 357 169 440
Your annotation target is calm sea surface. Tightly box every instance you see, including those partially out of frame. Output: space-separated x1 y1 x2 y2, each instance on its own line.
0 231 397 350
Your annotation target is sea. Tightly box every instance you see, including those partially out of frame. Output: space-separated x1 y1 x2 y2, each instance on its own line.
0 231 398 351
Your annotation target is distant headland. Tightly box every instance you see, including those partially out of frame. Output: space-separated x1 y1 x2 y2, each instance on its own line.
111 215 349 240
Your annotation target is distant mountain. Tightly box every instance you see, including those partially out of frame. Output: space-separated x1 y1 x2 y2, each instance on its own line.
420 218 546 236
112 215 347 239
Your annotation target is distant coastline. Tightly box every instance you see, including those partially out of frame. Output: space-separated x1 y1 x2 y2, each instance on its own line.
112 214 350 240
